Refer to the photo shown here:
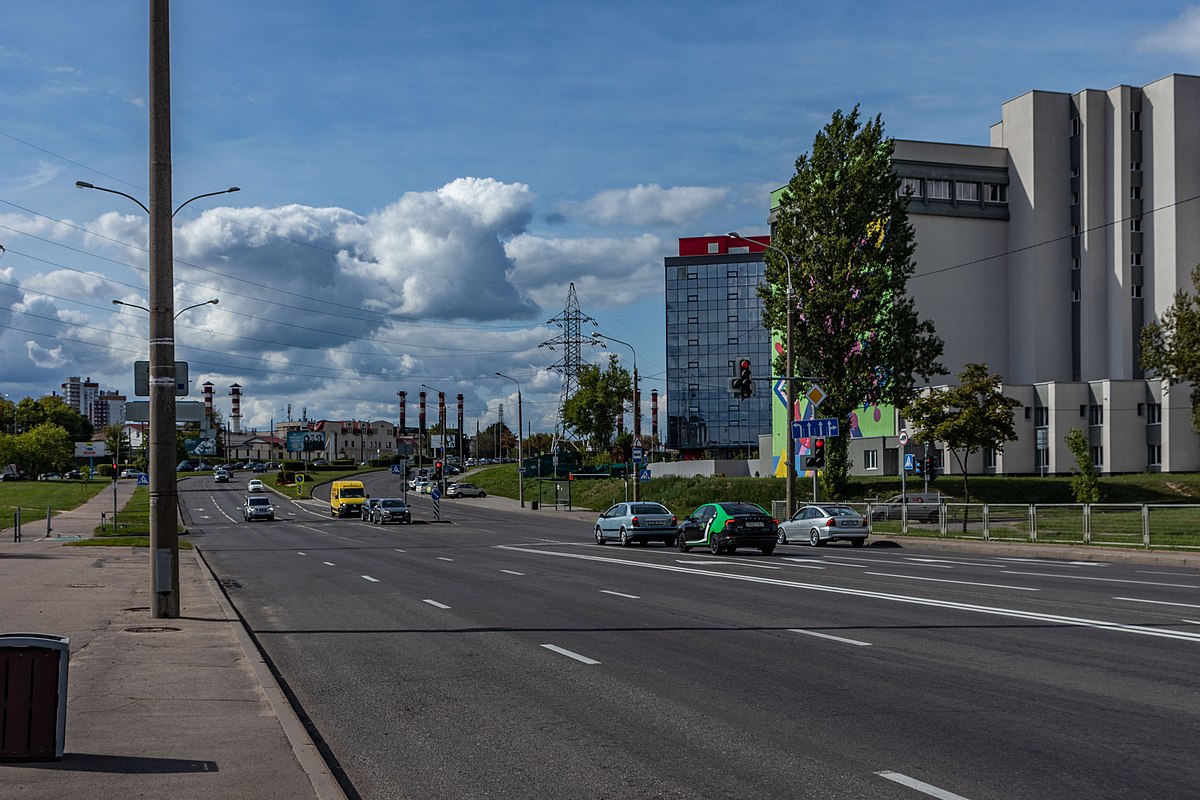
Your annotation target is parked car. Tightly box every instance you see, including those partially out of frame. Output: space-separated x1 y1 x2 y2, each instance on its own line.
64 470 82 480
214 470 231 483
119 468 141 479
373 498 411 525
247 479 266 493
242 495 275 521
251 462 269 473
37 472 63 481
594 502 677 546
778 504 867 547
361 498 381 522
676 502 778 556
870 493 944 524
445 482 486 498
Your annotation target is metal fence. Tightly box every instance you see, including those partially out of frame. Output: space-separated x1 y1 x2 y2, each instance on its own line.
773 500 1200 551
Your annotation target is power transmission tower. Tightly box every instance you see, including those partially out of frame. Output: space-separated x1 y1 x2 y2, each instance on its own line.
541 282 597 451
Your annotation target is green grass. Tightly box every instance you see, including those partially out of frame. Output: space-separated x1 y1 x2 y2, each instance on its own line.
0 478 109 524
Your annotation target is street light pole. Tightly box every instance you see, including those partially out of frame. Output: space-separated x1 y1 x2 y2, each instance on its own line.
728 232 797 518
591 332 640 501
495 372 524 507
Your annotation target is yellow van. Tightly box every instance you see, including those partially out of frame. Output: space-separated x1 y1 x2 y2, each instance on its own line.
330 480 367 518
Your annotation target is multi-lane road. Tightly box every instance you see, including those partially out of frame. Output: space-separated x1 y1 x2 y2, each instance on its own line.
181 472 1200 800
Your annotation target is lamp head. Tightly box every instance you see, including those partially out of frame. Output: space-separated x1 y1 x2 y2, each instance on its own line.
75 181 95 189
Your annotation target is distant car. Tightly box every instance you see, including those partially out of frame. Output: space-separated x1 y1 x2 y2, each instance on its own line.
361 498 381 522
445 482 486 498
242 495 274 521
594 502 677 546
119 468 141 479
214 470 230 483
373 498 411 525
870 493 944 524
778 504 867 547
247 479 266 493
64 469 82 480
676 502 778 556
252 462 268 473
312 459 329 466
38 472 63 481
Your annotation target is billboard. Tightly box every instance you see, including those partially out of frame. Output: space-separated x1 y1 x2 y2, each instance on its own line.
287 430 327 452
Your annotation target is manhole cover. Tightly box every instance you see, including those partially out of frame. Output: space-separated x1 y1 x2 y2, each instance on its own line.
123 626 181 634
220 579 243 589
67 583 104 588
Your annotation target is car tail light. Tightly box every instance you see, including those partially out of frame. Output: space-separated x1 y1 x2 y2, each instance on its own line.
826 518 836 527
631 516 639 527
671 516 677 526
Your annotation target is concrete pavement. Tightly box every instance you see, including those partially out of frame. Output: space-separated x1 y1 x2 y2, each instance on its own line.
0 479 345 800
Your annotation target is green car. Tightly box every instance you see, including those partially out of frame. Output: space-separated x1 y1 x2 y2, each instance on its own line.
676 502 778 556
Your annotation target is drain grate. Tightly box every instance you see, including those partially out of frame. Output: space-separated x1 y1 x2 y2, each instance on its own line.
219 579 243 589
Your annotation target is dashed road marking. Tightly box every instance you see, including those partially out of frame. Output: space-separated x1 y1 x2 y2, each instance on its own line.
789 628 872 647
541 644 600 665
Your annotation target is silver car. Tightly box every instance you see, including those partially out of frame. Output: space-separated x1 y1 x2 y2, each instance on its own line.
778 504 867 547
594 502 677 547
373 498 411 525
445 482 486 498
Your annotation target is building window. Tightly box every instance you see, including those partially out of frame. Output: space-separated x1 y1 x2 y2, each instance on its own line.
688 316 698 324
1132 285 1142 298
1073 290 1081 303
727 315 738 323
707 242 719 254
1131 218 1142 232
687 338 698 347
983 448 996 469
1130 111 1142 131
1072 192 1079 206
956 181 979 202
1035 407 1049 426
1038 448 1049 469
1073 257 1080 270
1131 253 1142 267
926 179 951 200
863 449 879 470
1131 186 1142 200
1147 403 1162 424
1088 405 1103 426
727 292 738 300
1071 117 1081 137
986 183 1008 203
900 177 922 197
687 272 698 280
727 270 739 278
687 294 698 302
1148 444 1161 466
1091 445 1104 467
1131 161 1142 172
687 361 698 369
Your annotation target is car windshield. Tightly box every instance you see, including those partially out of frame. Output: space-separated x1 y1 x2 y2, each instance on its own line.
248 498 270 506
821 506 858 517
630 504 668 514
380 500 406 509
340 487 365 498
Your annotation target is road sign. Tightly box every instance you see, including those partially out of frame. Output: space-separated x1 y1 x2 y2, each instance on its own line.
137 473 149 486
805 384 826 407
631 446 644 464
904 454 915 471
639 469 651 481
899 430 909 446
791 417 841 438
390 465 404 475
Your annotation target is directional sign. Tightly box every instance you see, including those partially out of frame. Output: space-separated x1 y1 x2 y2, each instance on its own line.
791 417 841 439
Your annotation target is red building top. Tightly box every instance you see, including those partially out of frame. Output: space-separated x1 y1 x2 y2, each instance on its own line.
677 235 769 257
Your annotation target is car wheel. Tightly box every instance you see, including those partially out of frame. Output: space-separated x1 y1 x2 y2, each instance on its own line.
776 530 788 545
710 534 723 555
595 527 605 545
851 538 865 547
479 491 486 497
810 528 822 547
760 545 775 556
619 528 631 547
677 532 691 553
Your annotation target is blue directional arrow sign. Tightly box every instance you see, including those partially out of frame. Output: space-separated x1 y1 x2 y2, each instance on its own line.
791 418 841 439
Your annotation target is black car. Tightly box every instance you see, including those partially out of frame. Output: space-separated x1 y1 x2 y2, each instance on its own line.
676 501 778 556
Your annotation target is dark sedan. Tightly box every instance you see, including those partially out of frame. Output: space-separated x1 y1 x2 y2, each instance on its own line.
676 502 778 556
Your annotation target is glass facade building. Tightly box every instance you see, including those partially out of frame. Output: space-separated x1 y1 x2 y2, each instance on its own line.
665 237 773 457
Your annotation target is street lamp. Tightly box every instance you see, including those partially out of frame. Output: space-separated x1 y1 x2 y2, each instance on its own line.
591 332 641 501
495 372 524 507
113 297 218 320
78 176 239 619
728 232 798 516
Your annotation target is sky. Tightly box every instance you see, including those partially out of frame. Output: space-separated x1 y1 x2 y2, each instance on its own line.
3 1 1200 437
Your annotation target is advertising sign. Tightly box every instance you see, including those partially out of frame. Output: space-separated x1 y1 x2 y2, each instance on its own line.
287 430 327 452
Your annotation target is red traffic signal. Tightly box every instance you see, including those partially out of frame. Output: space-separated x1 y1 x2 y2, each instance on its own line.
733 358 753 399
812 438 826 469
739 358 751 371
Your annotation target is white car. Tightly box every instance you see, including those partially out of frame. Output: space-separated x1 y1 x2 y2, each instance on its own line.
445 482 486 498
247 479 266 493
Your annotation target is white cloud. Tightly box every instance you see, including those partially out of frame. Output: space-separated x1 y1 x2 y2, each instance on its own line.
1134 8 1200 58
25 340 67 369
570 183 729 227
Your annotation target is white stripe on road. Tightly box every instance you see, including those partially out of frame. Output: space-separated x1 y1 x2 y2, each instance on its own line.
423 599 451 609
600 590 640 599
866 572 1039 591
1113 597 1200 609
437 557 455 562
362 575 379 583
875 772 972 799
675 560 781 569
394 549 406 553
323 561 335 566
1184 619 1200 625
297 552 306 556
789 629 871 647
1002 571 1198 588
541 644 600 665
781 559 827 569
499 569 525 576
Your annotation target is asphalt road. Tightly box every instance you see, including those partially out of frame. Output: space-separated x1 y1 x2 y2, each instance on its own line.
182 472 1200 800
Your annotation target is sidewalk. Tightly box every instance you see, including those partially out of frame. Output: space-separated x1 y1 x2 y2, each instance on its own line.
0 481 344 799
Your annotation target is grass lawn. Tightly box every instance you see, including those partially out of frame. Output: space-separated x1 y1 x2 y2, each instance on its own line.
0 478 109 524
65 485 192 549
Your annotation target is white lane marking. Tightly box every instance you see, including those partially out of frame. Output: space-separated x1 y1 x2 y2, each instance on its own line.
674 560 780 569
541 644 600 665
495 545 1200 644
785 558 869 569
865 572 1039 591
394 549 406 553
789 629 871 647
1002 571 1199 588
1184 619 1200 625
500 569 525 576
601 590 640 599
1114 597 1200 609
1140 569 1198 576
362 575 379 583
423 599 451 609
323 561 336 566
904 557 983 568
297 552 307 556
780 560 827 569
875 771 971 799
437 557 455 562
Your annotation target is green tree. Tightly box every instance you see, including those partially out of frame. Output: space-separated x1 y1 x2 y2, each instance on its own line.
562 354 632 452
1140 264 1200 432
14 395 92 440
903 363 1020 505
104 425 133 466
1064 427 1102 503
17 423 75 475
526 431 554 456
770 107 945 498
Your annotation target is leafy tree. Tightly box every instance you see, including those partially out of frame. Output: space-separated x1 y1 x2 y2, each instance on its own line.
526 432 554 456
17 423 75 475
474 422 515 460
562 354 632 452
903 363 1020 505
770 107 945 498
13 395 92 440
104 425 133 466
1140 264 1200 432
1064 428 1102 503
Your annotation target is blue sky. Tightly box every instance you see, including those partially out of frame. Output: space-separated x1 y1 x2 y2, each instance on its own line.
2 1 1199 435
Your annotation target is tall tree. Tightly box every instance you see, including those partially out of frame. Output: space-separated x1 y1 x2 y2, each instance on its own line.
104 425 133 466
562 354 631 452
903 363 1020 505
770 107 944 498
1140 264 1200 432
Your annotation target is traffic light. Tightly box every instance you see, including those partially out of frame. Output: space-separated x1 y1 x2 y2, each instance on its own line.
733 358 753 399
923 455 938 480
812 438 826 469
434 459 443 478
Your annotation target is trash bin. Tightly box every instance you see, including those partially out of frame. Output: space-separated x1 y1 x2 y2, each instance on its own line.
531 501 539 510
0 633 69 760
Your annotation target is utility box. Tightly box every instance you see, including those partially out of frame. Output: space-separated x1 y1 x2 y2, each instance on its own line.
0 633 69 760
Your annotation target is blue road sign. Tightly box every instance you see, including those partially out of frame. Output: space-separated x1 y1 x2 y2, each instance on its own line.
631 446 644 463
390 465 404 475
904 453 915 471
791 418 841 439
639 469 651 481
137 473 149 486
